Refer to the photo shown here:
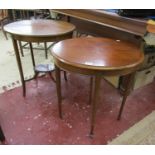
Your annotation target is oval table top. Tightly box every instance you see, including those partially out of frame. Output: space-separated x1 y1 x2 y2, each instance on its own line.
51 37 144 73
4 19 76 37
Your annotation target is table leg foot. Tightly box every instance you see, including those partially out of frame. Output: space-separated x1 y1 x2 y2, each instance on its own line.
59 113 63 119
89 125 94 137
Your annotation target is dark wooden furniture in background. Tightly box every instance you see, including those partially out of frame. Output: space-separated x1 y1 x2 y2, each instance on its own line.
4 19 75 96
51 9 149 92
51 37 144 136
52 9 147 45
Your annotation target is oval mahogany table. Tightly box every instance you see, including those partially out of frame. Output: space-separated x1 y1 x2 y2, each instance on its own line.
4 19 75 96
51 37 144 136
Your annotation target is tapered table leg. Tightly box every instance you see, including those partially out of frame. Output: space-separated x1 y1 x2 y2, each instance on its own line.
12 38 26 97
48 71 56 82
90 75 101 136
18 41 24 57
29 42 36 67
55 65 62 119
63 71 67 81
88 76 94 105
117 73 135 120
44 42 48 59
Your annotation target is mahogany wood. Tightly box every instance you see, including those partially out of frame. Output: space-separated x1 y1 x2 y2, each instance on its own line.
51 37 144 135
4 19 75 96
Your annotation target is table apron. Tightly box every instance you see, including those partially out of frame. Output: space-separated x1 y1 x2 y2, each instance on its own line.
53 58 142 77
9 32 73 42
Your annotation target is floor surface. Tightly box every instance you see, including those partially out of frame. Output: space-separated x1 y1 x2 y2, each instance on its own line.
0 73 155 144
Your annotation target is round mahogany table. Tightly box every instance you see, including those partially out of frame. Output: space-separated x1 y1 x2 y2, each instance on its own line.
4 19 75 96
51 37 144 136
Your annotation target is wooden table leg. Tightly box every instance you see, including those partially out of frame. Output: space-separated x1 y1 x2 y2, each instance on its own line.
12 38 26 97
90 75 101 136
44 42 48 59
55 65 62 119
88 76 94 105
63 71 67 81
48 71 56 82
29 42 36 67
117 72 135 120
18 41 24 57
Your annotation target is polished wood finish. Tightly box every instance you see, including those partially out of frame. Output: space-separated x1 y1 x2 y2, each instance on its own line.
52 38 144 76
4 19 75 96
51 9 148 92
51 37 144 135
52 9 147 44
4 19 75 44
4 20 75 38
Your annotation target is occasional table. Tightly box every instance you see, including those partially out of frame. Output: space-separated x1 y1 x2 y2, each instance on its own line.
51 37 144 135
4 19 75 96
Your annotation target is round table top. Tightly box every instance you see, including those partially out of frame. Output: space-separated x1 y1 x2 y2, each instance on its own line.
51 37 144 71
4 19 76 37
